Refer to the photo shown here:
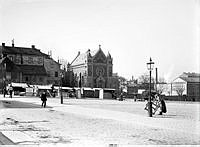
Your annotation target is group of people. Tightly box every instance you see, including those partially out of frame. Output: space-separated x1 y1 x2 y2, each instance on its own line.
144 92 167 115
3 85 13 98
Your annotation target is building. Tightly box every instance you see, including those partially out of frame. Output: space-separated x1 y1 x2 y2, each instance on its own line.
171 72 200 101
0 43 61 91
69 45 119 89
43 55 61 85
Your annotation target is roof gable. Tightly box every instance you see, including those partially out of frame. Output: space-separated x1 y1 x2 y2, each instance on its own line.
173 77 187 83
71 52 87 66
70 46 108 66
93 49 107 63
173 73 200 83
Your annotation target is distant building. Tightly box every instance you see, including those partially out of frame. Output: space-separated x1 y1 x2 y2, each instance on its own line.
0 43 61 90
69 45 119 89
44 55 61 85
171 72 200 101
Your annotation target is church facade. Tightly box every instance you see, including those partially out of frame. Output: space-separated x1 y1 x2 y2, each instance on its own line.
70 45 119 89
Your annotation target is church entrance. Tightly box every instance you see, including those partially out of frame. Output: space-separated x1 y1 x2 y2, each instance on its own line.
96 76 105 88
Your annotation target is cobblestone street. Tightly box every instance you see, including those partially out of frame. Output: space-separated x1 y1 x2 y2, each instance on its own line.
0 95 200 146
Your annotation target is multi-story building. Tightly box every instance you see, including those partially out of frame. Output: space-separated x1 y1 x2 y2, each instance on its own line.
0 43 61 90
69 45 119 89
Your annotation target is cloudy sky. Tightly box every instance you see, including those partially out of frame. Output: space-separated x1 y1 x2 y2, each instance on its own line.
0 0 199 82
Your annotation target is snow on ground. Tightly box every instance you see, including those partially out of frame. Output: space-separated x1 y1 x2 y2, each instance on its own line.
0 96 200 146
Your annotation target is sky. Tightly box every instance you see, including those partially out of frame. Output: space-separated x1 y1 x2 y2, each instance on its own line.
0 0 199 82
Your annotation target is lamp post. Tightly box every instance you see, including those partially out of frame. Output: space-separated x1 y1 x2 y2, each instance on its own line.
60 73 64 104
3 62 6 91
147 57 154 117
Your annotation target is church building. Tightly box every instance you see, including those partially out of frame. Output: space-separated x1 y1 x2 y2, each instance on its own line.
69 45 118 89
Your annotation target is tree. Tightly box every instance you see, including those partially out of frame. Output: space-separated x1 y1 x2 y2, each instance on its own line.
62 70 76 87
138 73 155 90
138 73 155 84
173 84 185 96
156 77 167 94
118 76 128 93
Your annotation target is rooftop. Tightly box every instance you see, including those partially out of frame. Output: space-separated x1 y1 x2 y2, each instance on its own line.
0 43 46 56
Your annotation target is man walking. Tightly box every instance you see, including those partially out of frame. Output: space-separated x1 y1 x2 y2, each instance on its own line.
41 92 47 108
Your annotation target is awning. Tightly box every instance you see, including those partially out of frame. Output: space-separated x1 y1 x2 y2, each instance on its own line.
82 87 95 91
54 86 73 90
11 82 29 88
34 85 52 90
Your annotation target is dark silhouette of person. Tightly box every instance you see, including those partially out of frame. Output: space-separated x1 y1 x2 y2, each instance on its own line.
41 92 47 108
3 87 7 98
158 95 167 115
9 86 13 98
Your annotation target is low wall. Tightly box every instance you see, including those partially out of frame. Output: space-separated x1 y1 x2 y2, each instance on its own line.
164 96 200 101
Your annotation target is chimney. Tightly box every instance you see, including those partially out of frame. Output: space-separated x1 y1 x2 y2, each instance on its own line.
31 45 35 48
2 43 5 47
12 39 14 47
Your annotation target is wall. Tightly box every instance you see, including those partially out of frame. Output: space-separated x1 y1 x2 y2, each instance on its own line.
164 95 199 101
44 58 61 85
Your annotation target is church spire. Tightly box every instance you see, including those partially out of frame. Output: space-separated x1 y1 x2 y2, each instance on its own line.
107 52 111 58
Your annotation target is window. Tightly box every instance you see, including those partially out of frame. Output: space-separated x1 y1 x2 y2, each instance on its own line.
109 67 112 77
9 56 13 61
28 57 34 64
39 77 43 82
25 77 29 82
38 57 43 64
55 72 58 77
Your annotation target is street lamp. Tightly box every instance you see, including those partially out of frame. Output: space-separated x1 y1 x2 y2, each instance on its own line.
147 57 154 117
60 72 64 104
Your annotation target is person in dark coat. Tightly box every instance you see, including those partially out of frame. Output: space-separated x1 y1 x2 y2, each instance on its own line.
159 95 167 115
3 87 7 98
9 86 13 98
41 92 47 108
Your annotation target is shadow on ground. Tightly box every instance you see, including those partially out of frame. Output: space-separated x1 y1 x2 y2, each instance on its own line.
0 100 52 108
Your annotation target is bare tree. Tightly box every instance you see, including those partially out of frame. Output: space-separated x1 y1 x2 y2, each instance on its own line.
157 77 167 94
59 58 68 70
118 76 127 89
173 84 185 96
138 73 155 84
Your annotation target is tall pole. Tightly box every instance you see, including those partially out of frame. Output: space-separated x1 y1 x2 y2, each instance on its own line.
60 73 63 104
155 67 158 92
149 64 152 117
147 57 154 117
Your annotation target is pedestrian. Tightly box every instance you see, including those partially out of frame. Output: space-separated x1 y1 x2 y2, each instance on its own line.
158 95 167 115
3 87 7 98
119 92 123 101
41 91 47 108
134 95 137 102
9 86 13 98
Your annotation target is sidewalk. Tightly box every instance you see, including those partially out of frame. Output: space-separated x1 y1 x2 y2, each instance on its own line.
2 96 200 135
